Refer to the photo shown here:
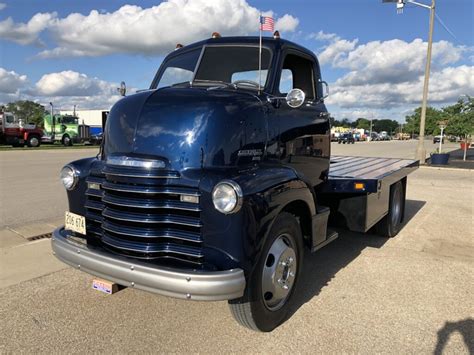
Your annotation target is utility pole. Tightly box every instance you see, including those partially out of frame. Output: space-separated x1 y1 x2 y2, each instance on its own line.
383 0 436 164
416 0 435 164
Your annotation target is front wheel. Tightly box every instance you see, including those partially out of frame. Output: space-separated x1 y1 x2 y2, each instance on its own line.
228 212 303 332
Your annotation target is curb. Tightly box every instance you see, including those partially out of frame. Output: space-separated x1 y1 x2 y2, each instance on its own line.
419 165 474 172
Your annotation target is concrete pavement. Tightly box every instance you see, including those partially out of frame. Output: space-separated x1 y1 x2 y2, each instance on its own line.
0 148 98 228
0 167 472 353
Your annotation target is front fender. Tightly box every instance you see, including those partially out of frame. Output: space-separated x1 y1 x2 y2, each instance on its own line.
200 166 316 274
64 157 100 216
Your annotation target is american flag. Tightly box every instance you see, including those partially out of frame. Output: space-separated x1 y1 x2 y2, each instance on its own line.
260 16 274 31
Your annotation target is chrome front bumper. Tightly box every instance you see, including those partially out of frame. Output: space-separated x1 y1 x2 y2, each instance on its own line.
51 227 245 301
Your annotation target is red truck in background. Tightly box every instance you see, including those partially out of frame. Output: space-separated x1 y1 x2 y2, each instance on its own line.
0 111 43 147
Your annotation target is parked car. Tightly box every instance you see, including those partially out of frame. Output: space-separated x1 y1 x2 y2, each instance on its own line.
89 132 103 145
370 132 380 141
338 132 355 144
433 135 445 144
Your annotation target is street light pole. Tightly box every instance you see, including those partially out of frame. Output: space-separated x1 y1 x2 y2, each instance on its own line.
416 0 435 164
383 0 436 163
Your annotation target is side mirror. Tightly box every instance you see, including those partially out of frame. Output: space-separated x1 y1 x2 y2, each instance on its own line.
286 88 305 108
118 81 126 96
320 80 329 99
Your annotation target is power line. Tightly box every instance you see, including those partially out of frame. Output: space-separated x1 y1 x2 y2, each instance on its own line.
434 12 460 43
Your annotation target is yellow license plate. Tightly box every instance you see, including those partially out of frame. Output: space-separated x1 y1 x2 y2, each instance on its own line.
65 211 86 235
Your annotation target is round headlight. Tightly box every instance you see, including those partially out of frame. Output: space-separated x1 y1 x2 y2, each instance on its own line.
60 165 78 190
212 180 243 214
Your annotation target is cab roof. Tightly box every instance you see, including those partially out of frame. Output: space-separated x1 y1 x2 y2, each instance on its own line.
166 36 317 63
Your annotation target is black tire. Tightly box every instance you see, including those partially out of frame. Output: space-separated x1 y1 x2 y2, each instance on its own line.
62 135 72 146
376 181 405 237
27 135 40 148
228 212 303 332
338 141 341 144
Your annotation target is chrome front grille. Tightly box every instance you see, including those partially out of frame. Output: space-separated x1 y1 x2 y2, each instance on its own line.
84 163 203 265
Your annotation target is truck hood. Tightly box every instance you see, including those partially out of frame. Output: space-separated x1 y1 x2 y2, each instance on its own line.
103 87 265 170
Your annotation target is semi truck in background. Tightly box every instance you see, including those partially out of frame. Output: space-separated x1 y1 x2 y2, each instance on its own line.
0 110 43 147
42 113 91 146
60 109 109 136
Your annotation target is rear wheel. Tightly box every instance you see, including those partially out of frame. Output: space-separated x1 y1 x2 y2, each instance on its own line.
228 212 303 332
376 181 404 237
27 135 40 147
62 135 72 146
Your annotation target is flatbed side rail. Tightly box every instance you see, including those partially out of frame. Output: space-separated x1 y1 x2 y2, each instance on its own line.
320 156 419 193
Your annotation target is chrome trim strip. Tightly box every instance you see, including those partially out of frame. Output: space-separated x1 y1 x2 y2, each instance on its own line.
52 227 245 301
102 208 202 227
102 234 204 258
103 171 180 179
106 156 166 169
102 224 202 243
101 182 200 196
102 195 201 212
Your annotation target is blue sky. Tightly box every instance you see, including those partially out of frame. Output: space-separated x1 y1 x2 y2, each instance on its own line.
0 0 472 121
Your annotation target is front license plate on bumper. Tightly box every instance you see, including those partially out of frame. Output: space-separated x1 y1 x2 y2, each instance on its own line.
65 211 86 235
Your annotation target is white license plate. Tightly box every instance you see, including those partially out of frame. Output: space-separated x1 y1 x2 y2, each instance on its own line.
65 211 86 235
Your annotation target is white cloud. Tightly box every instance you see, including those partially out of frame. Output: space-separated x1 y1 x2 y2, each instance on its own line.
313 33 472 120
0 68 28 93
327 65 474 110
0 3 6 11
34 71 117 97
275 14 299 32
32 0 298 58
0 12 56 45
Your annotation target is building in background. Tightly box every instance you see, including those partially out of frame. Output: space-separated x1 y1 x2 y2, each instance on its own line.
60 109 109 135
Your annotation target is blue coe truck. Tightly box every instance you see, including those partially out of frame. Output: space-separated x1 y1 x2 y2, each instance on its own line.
52 35 418 332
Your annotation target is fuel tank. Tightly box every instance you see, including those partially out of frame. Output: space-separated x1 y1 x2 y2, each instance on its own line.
103 87 266 170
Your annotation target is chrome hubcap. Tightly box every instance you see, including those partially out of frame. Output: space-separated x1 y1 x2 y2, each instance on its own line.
30 137 39 146
262 234 297 311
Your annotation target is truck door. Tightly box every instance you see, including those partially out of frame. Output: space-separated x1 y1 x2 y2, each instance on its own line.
266 51 330 188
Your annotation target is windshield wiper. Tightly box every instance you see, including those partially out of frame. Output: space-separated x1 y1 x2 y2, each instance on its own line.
192 79 237 90
171 81 192 87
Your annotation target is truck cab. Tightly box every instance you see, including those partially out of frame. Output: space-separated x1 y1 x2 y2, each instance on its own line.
0 111 43 147
52 35 417 332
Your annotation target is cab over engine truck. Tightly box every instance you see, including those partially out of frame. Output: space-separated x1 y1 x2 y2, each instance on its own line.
52 35 418 332
0 111 43 147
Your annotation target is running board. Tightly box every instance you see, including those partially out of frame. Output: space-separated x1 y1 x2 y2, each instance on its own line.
311 229 339 252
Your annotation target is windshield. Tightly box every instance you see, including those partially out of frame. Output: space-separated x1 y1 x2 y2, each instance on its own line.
61 116 78 124
154 46 272 90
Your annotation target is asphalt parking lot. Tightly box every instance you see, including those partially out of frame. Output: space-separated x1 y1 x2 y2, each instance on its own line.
0 141 472 353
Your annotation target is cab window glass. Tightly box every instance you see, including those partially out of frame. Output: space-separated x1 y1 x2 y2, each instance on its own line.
156 49 201 89
279 54 315 99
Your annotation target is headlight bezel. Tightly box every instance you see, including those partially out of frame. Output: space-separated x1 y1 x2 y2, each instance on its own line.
60 165 79 190
212 180 243 214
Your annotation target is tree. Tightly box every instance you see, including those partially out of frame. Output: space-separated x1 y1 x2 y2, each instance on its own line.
444 97 474 139
354 118 371 130
373 119 399 134
404 106 444 136
5 100 47 127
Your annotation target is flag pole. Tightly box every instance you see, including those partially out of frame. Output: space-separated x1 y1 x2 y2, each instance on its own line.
258 14 262 95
